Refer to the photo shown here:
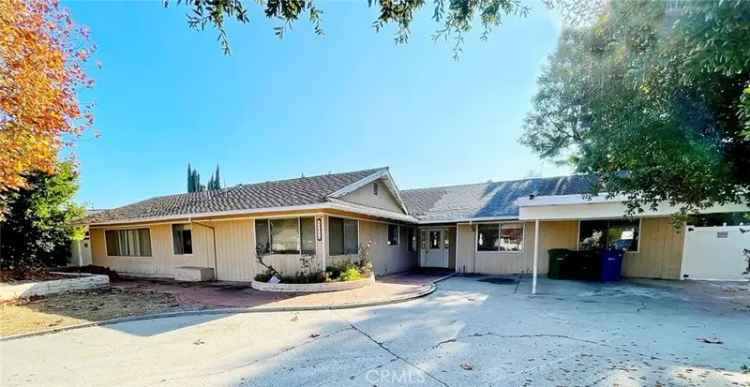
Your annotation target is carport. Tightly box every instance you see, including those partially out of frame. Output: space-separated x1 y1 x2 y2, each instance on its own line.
516 193 750 294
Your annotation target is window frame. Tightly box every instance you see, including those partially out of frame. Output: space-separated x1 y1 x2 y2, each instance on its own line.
387 224 399 247
475 222 525 254
577 218 641 253
328 216 360 255
105 228 153 258
254 216 317 256
171 223 194 256
407 227 417 253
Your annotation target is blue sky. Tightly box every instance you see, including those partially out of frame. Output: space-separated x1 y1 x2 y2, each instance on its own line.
66 0 570 209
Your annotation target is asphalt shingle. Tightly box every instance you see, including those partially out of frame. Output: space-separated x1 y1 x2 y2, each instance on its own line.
401 175 596 222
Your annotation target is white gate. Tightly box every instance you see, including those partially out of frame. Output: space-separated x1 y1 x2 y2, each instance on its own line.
681 225 750 281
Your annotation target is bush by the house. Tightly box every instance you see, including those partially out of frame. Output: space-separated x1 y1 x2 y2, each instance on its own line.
254 260 372 284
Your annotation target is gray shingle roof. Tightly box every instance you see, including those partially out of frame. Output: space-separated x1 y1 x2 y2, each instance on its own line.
401 175 596 222
86 168 385 224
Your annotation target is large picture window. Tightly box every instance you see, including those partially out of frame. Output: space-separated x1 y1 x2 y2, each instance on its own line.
579 219 639 252
172 224 193 255
477 223 524 252
255 217 317 255
105 228 152 257
329 217 358 255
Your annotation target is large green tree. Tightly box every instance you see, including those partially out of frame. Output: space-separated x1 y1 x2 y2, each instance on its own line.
521 0 750 216
0 161 85 271
165 0 531 57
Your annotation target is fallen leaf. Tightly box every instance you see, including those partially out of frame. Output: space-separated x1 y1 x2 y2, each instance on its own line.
697 337 723 344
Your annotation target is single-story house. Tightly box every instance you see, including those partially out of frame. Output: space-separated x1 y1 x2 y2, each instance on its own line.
82 167 750 287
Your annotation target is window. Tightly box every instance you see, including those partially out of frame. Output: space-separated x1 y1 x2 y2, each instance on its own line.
105 229 151 257
255 219 270 255
407 228 417 252
579 219 639 252
270 218 299 254
373 182 378 195
477 224 499 251
429 231 441 249
171 224 193 255
254 217 316 255
477 223 524 252
499 224 523 251
300 217 316 255
329 217 358 255
387 224 399 246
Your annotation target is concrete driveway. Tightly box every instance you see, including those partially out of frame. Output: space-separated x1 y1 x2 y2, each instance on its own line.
2 276 749 386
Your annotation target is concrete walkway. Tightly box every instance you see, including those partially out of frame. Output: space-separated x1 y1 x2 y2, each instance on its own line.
2 276 749 386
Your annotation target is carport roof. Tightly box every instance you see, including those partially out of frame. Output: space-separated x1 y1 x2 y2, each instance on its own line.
401 175 596 223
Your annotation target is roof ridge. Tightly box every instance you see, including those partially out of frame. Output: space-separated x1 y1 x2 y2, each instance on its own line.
401 174 590 193
98 167 389 210
236 167 387 188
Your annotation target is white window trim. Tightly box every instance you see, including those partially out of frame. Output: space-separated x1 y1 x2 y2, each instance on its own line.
105 227 153 258
474 222 525 255
576 218 642 253
170 223 194 256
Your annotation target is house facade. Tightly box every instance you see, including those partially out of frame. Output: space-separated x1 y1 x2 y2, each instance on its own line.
84 167 750 283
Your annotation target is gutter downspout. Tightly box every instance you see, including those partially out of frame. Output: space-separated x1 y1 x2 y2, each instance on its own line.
192 220 218 278
469 220 476 273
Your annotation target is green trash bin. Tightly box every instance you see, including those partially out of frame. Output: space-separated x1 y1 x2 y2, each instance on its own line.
548 249 572 279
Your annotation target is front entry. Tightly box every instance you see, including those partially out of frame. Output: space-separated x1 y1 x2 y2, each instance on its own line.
420 228 450 268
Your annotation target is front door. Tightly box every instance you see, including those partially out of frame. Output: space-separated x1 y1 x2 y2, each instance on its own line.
420 229 449 268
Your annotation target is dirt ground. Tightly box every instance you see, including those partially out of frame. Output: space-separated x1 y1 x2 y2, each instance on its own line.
0 272 444 337
0 287 191 337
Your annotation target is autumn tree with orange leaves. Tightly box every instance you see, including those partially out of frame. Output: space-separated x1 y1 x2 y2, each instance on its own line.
0 0 94 202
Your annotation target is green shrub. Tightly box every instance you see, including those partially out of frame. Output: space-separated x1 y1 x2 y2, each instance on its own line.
339 265 362 281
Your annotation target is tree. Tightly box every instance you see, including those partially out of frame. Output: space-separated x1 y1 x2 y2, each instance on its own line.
186 163 204 193
0 0 95 202
0 161 85 271
187 163 222 192
207 165 222 190
521 0 750 217
165 0 530 58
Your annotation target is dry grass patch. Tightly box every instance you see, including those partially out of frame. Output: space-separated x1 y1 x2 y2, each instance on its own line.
0 288 189 337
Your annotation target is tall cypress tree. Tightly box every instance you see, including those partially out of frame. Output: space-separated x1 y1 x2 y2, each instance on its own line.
187 163 194 193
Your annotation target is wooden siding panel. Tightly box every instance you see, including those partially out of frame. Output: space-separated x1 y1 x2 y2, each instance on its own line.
340 180 404 213
622 217 684 279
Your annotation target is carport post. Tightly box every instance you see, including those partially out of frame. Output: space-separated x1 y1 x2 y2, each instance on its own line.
532 219 540 294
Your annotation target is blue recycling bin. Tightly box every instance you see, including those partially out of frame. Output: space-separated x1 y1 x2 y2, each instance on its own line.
600 248 625 281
